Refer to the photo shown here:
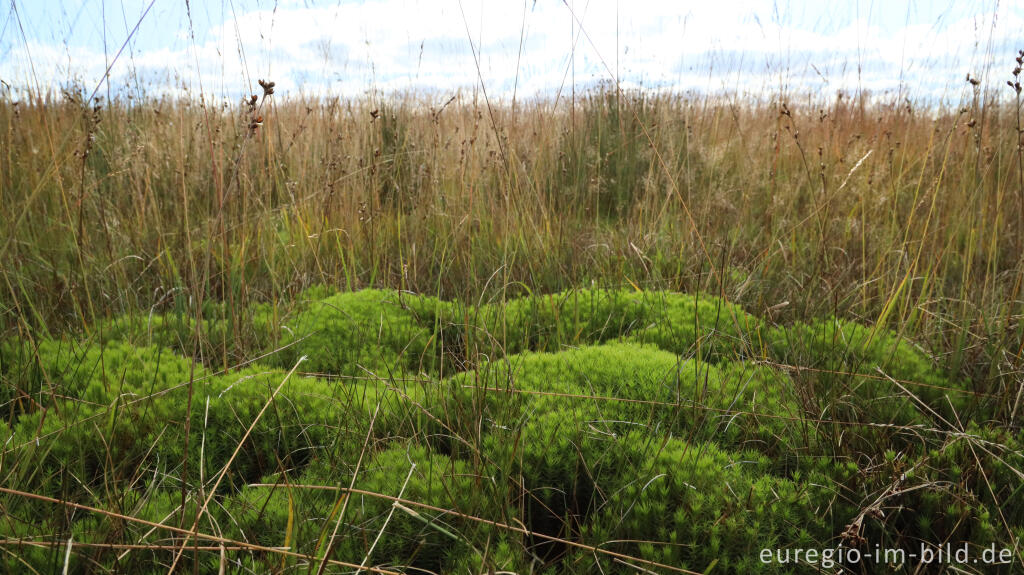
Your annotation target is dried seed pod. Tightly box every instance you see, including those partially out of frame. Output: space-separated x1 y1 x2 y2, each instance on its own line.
248 115 264 134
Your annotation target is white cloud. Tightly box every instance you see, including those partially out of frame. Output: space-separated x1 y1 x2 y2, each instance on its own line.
1 0 1021 104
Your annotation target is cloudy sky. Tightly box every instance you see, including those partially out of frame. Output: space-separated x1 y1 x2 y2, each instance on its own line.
1 0 1021 103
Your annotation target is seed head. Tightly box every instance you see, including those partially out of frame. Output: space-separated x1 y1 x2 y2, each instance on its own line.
248 115 264 134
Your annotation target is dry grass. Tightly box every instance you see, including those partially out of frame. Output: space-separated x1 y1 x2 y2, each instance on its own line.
2 81 1023 382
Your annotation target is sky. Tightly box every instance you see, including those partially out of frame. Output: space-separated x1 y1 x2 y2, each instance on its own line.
1 0 1022 104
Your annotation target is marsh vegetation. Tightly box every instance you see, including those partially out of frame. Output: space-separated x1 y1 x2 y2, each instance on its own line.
1 43 1024 573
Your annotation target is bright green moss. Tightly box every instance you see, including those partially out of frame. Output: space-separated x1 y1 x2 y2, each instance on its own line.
64 490 223 575
443 342 805 455
0 338 204 417
93 297 296 367
295 283 337 303
769 317 959 406
767 318 969 449
3 289 1012 575
480 398 830 568
4 337 434 499
2 364 441 572
445 537 536 574
479 289 762 363
221 476 336 572
226 443 504 573
0 500 72 573
870 427 1022 547
625 291 764 361
437 342 681 451
712 360 811 458
186 367 429 486
328 444 503 571
0 342 362 485
481 408 645 563
270 289 450 377
39 339 202 406
574 434 835 574
2 340 205 491
483 288 649 355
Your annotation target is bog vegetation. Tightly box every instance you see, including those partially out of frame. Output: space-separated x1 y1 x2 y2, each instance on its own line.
1 49 1024 573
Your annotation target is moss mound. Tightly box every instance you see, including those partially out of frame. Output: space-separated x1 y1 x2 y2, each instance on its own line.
766 318 980 450
269 289 452 377
442 341 804 457
2 288 1018 574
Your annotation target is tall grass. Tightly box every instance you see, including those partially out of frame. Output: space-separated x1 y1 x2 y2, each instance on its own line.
3 79 1022 381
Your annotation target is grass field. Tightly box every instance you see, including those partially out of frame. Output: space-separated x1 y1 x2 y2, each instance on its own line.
2 39 1024 573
